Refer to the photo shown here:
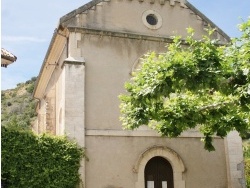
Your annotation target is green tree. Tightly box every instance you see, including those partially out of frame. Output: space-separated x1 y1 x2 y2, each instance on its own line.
119 19 250 151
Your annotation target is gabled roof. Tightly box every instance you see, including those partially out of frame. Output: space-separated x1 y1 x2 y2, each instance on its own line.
34 0 231 99
60 0 104 24
59 0 230 41
185 2 230 41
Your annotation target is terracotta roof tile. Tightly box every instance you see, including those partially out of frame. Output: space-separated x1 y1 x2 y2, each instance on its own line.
1 48 17 62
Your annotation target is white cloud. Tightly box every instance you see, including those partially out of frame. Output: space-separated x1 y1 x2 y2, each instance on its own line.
2 36 47 43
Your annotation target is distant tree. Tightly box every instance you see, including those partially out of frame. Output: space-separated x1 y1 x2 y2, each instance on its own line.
119 19 250 151
31 76 37 82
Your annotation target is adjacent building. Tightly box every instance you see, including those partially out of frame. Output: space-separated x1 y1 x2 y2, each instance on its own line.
1 48 17 68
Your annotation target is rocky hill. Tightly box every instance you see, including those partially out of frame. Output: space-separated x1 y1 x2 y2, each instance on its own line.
1 77 37 130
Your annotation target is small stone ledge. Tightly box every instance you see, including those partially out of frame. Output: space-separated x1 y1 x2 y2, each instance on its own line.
68 26 178 43
67 26 228 45
62 57 85 68
85 129 223 138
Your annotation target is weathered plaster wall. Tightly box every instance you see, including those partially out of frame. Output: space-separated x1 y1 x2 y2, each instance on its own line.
66 0 227 42
34 0 244 187
85 136 227 188
81 34 166 130
74 30 232 187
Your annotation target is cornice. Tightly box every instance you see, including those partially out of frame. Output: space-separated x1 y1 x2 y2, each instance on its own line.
68 26 179 43
67 26 228 45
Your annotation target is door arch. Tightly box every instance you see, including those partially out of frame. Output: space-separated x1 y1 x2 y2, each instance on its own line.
134 146 185 188
144 156 173 188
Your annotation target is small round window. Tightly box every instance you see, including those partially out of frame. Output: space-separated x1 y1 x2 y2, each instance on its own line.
142 10 162 30
146 14 158 25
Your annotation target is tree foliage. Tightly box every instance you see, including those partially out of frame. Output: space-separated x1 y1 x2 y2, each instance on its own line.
1 127 84 188
119 19 250 151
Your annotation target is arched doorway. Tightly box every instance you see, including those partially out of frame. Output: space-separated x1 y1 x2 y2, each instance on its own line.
144 156 174 188
134 146 185 188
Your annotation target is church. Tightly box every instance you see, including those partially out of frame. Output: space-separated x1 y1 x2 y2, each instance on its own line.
33 0 245 187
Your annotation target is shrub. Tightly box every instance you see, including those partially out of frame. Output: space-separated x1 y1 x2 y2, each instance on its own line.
1 127 84 188
244 143 250 187
1 92 5 98
246 159 250 187
25 80 31 84
26 83 34 94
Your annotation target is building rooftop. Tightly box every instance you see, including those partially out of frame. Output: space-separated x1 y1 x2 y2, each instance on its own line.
1 48 17 68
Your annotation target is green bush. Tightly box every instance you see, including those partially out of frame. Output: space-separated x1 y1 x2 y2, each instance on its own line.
244 142 250 187
1 127 84 188
246 159 250 187
26 83 34 94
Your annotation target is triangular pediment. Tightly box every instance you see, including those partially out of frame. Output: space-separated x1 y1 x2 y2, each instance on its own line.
59 0 229 43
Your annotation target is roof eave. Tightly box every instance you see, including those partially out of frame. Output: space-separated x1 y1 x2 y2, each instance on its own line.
33 27 69 100
1 59 14 66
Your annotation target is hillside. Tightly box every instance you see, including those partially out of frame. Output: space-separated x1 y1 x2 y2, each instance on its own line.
1 77 37 130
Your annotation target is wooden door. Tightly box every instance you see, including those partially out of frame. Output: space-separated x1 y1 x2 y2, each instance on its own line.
144 156 174 188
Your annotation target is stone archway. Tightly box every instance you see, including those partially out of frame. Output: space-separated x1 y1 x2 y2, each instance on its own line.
133 146 186 188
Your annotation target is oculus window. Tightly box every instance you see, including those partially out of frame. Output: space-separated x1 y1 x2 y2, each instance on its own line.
142 10 162 29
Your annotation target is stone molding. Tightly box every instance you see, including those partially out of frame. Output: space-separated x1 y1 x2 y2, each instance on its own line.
142 10 163 30
134 145 186 188
62 56 85 68
68 26 176 43
86 129 214 138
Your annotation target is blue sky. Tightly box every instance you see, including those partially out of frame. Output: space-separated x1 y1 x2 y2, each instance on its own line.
1 0 250 90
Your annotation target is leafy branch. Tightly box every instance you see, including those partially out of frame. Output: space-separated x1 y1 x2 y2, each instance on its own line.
119 18 250 151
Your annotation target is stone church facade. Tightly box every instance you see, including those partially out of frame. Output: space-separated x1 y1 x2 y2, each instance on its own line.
33 0 245 187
